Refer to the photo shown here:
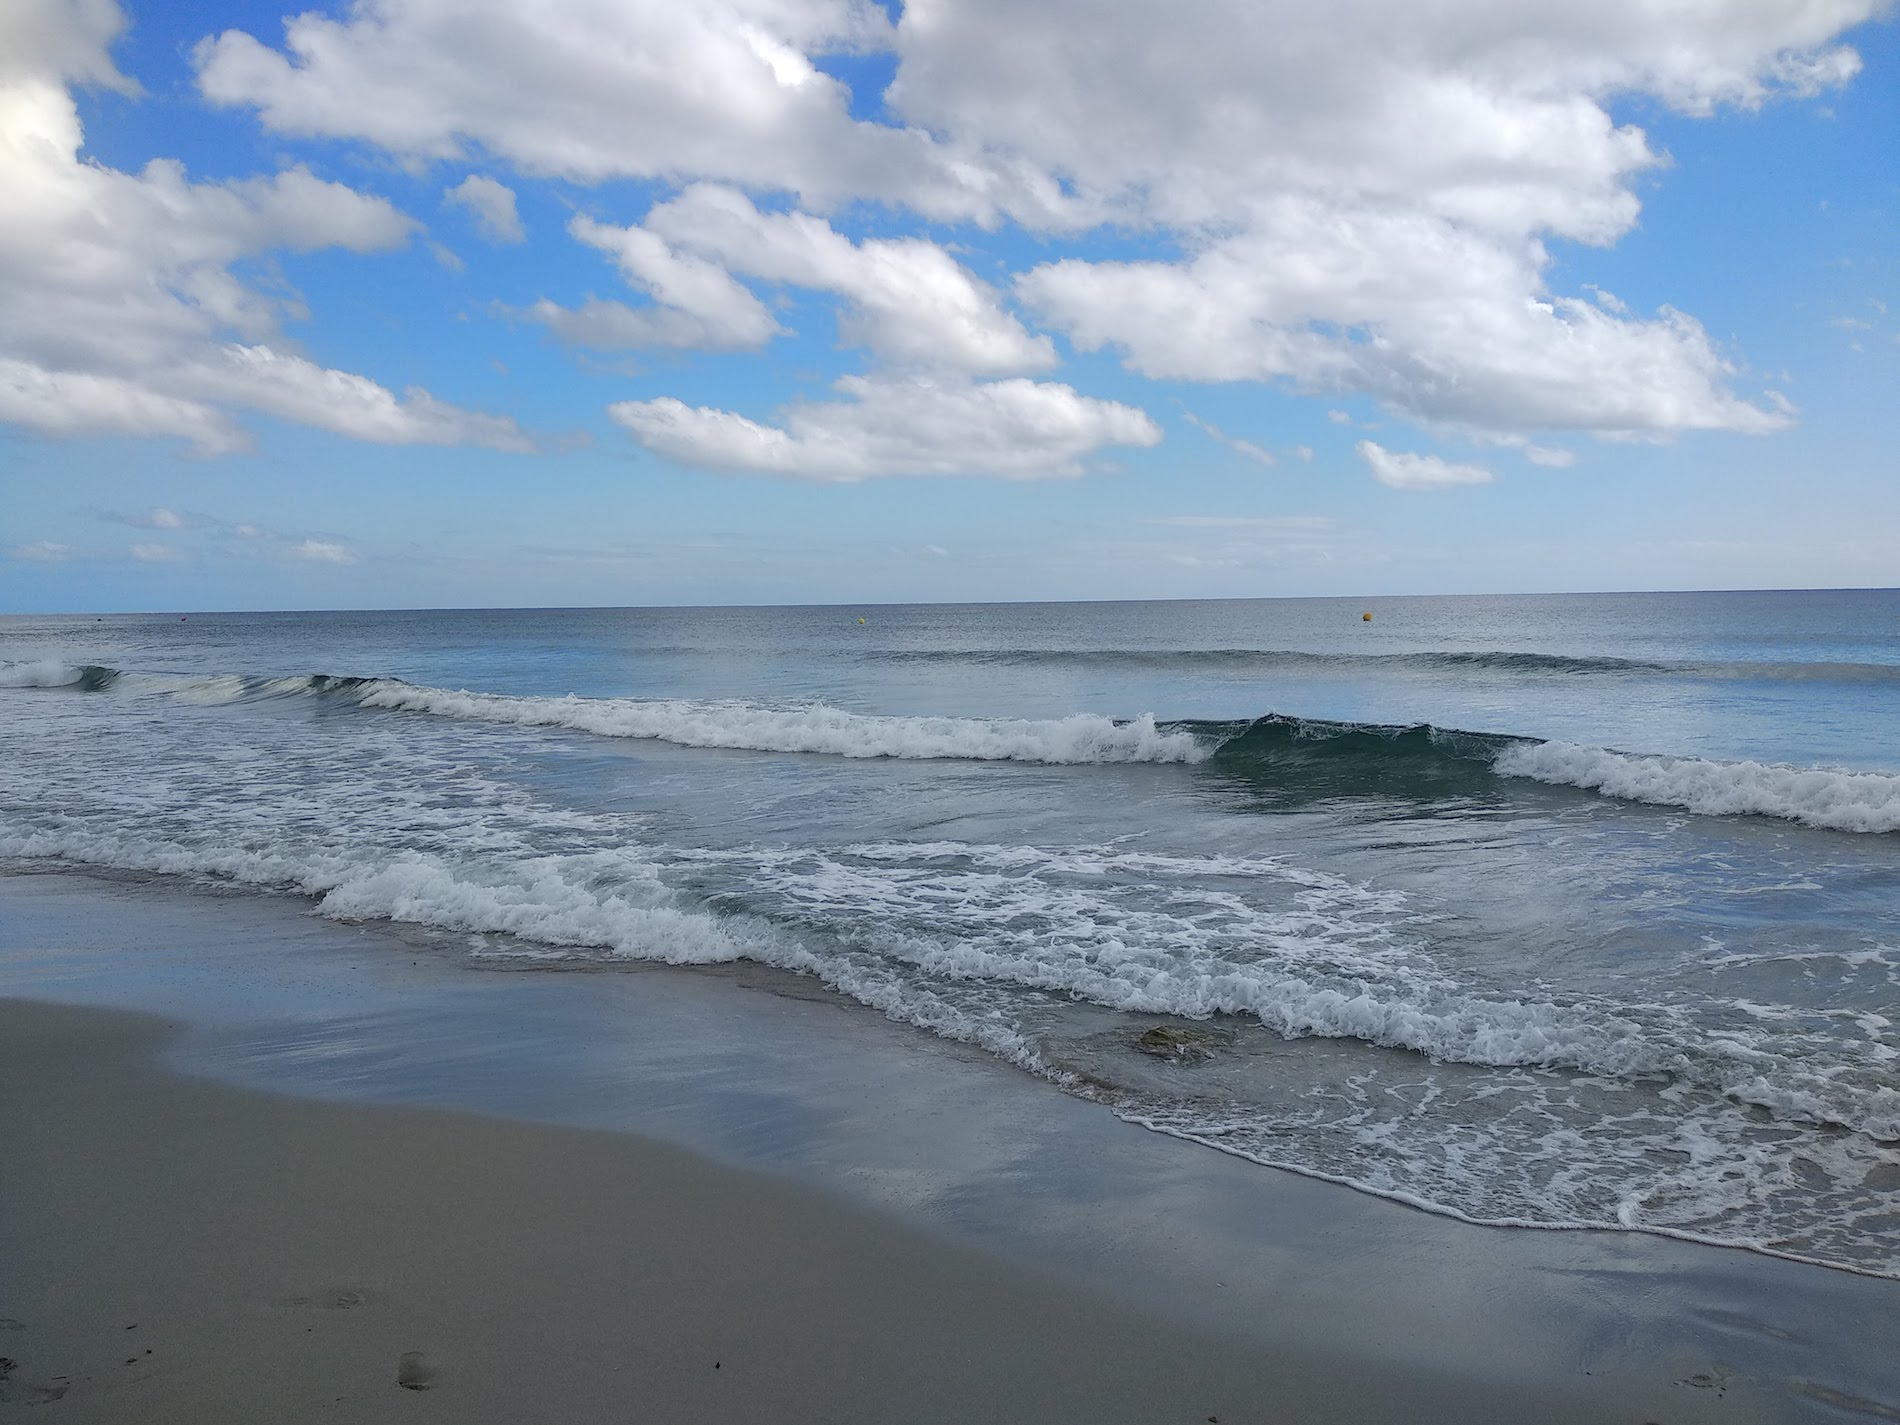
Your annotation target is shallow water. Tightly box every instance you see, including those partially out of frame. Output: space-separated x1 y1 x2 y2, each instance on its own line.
3 591 1897 1274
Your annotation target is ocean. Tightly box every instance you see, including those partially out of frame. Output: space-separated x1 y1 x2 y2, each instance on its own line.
3 590 1898 1277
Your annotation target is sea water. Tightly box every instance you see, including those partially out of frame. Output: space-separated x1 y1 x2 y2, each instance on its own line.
3 591 1897 1275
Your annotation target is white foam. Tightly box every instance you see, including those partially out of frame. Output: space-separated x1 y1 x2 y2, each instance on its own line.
1495 740 1900 834
684 844 1640 1063
0 659 85 688
354 682 1207 764
0 819 1051 1075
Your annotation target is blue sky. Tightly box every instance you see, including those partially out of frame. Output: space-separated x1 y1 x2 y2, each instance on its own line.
1 0 1895 611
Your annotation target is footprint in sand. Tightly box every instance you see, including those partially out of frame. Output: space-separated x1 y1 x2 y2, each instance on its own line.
397 1351 440 1391
272 1288 377 1311
0 1379 68 1407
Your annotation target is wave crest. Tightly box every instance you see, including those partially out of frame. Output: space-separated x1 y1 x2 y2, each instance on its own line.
1496 740 1900 835
10 659 1897 830
0 660 118 690
356 682 1209 764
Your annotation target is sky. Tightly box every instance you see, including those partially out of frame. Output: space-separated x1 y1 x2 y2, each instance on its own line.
0 0 1895 612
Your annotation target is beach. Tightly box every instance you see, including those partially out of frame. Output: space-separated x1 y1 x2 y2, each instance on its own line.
5 869 1898 1423
6 997 1333 1425
7 0 1897 1408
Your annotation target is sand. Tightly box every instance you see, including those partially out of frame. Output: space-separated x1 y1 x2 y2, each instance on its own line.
4 870 1898 1423
3 997 1502 1425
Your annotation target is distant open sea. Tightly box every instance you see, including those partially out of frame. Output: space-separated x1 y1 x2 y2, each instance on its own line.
4 590 1898 1275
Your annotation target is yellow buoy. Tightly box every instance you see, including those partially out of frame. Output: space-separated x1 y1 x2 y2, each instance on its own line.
1361 612 1372 622
858 617 866 624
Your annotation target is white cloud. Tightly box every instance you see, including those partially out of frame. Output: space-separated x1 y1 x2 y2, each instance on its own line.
888 0 1870 230
192 0 1045 224
0 361 238 453
102 0 1885 456
90 505 193 529
609 375 1159 481
1017 202 1790 440
950 0 1862 441
290 539 359 565
1182 412 1275 466
1521 444 1579 468
544 187 1052 373
7 540 74 562
183 345 534 451
0 0 140 93
0 6 530 456
1327 410 1353 425
527 215 781 351
1357 440 1495 491
641 186 1053 373
129 541 184 562
445 174 525 243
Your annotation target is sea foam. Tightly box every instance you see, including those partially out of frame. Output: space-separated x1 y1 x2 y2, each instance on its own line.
355 681 1207 764
0 659 89 688
12 658 1900 831
1495 741 1900 835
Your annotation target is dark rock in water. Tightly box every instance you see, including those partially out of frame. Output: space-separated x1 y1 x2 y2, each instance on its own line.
1135 1025 1216 1061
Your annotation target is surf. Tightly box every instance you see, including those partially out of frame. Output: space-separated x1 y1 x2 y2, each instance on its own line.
8 659 1900 832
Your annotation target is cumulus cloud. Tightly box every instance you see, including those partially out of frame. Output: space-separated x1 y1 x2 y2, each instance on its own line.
640 186 1054 373
887 0 1871 231
191 0 1054 224
129 541 184 562
1017 204 1791 440
0 362 236 452
181 0 1874 449
0 4 530 455
537 188 1051 373
609 375 1159 481
444 174 525 243
185 345 534 450
526 215 781 352
1357 440 1495 491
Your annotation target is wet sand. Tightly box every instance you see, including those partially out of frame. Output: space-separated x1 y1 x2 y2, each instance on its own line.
3 996 1513 1424
3 870 1898 1423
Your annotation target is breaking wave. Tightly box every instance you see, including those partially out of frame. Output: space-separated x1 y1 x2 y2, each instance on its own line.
7 660 1898 831
1207 714 1900 834
1495 740 1900 835
0 659 119 690
353 682 1206 764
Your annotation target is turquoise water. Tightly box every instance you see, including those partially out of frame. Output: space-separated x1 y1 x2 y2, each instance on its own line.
3 590 1898 1273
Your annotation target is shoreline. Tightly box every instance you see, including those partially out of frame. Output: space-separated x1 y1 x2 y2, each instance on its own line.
4 867 1899 1421
2 998 1390 1424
